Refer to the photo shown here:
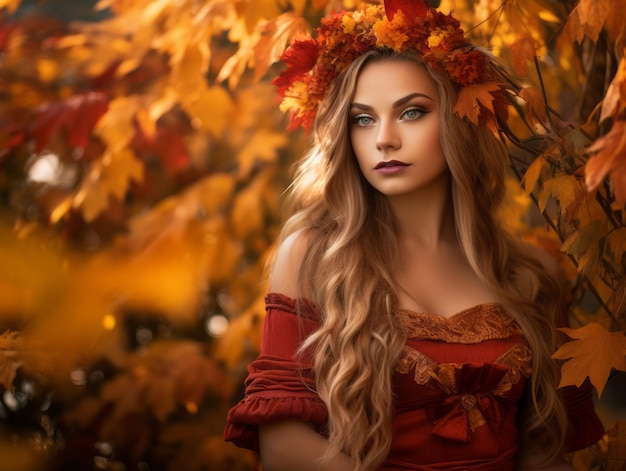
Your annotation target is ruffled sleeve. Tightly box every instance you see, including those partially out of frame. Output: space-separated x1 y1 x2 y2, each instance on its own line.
224 293 327 453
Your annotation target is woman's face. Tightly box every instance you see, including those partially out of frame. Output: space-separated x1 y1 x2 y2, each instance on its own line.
349 59 448 198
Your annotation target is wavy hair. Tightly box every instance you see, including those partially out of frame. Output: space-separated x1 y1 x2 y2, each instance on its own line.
277 48 568 470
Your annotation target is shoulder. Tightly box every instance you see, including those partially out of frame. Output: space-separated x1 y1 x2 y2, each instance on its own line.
269 229 314 298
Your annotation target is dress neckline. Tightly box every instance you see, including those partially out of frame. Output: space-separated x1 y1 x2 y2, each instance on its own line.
396 302 503 322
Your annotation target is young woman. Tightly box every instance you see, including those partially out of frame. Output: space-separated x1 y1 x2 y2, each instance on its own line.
224 3 603 470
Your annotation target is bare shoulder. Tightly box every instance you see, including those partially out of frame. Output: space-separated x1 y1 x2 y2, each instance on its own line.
269 229 314 297
516 239 564 285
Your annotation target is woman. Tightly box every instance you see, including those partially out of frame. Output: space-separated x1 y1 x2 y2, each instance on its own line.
224 3 603 470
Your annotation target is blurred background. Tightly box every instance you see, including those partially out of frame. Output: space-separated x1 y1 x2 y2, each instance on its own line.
1 0 625 470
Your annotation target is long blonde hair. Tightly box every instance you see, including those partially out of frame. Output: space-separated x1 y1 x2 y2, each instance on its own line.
278 49 567 470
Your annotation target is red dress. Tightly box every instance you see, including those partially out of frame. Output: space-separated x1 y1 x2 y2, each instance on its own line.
224 293 603 470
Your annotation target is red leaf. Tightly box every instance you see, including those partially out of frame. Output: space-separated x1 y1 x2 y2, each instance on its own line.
384 0 429 21
31 92 109 153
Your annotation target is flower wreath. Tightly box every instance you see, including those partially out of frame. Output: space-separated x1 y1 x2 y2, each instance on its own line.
273 0 511 132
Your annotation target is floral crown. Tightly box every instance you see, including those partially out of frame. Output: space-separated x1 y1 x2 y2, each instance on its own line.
273 0 511 132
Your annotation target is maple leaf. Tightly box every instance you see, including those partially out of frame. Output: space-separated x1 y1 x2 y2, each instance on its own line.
73 148 144 221
453 82 501 125
561 220 606 277
253 12 310 81
31 92 109 152
566 0 610 43
585 120 626 204
553 322 626 396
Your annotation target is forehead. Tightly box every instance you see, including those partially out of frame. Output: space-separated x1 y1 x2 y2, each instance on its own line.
352 59 437 103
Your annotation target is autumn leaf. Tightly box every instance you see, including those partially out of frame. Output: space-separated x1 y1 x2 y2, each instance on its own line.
585 120 626 204
0 331 22 390
73 148 144 221
560 220 606 277
566 0 611 43
510 34 536 76
600 56 626 123
453 81 501 124
537 174 584 213
521 155 547 194
253 12 310 81
518 86 547 125
553 322 626 396
31 92 109 152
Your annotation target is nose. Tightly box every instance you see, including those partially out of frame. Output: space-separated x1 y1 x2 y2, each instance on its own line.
376 119 400 151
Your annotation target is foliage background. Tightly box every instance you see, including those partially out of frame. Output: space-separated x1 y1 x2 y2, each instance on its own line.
0 0 625 470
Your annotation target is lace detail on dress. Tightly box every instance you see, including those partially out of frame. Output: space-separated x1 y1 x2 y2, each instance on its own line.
395 304 521 344
396 347 436 385
493 344 532 394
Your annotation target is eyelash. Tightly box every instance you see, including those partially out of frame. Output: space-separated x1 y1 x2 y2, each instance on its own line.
350 106 428 126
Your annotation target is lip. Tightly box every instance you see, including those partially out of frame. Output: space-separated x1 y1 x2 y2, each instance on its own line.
374 160 411 175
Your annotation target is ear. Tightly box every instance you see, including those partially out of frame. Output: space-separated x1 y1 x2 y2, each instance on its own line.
384 0 430 21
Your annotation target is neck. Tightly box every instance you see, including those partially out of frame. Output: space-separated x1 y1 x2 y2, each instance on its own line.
387 171 456 250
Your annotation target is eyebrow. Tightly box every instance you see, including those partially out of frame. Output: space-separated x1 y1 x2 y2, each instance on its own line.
350 92 434 111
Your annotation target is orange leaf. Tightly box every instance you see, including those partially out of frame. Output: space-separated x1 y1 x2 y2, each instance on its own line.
553 322 626 396
521 155 547 194
566 0 611 43
0 330 22 390
510 34 536 76
518 86 547 125
253 12 310 81
453 82 501 125
600 57 626 123
585 120 626 204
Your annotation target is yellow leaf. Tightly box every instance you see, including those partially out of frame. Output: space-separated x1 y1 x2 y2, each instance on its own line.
521 155 547 194
182 85 234 137
242 0 282 32
94 96 140 153
561 220 606 277
553 322 626 396
537 174 583 213
237 130 287 178
74 149 144 222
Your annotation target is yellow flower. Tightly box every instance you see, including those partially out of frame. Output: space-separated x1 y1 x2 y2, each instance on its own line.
342 15 356 34
428 34 443 48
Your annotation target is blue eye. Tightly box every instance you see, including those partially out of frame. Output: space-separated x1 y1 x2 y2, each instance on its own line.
401 107 425 120
352 114 374 126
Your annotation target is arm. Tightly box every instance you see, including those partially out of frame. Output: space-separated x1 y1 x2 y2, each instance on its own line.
259 421 355 471
260 232 355 471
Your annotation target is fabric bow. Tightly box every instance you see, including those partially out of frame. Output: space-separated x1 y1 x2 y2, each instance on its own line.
426 362 513 442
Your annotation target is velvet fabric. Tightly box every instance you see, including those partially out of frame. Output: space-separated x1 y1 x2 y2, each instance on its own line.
224 293 603 470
